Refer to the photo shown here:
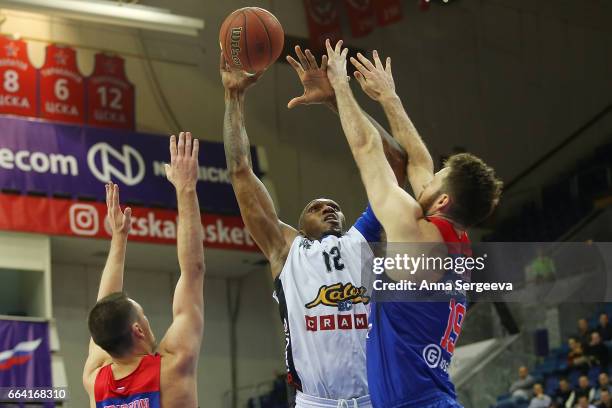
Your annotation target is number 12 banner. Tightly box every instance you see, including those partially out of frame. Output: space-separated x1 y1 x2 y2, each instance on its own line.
87 53 135 130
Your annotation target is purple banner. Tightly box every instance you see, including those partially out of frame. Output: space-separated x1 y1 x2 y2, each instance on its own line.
0 116 263 214
0 320 52 388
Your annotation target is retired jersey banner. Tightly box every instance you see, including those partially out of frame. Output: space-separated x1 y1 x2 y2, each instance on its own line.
39 45 85 124
0 36 37 117
343 0 376 38
0 116 262 214
0 320 52 388
0 194 258 251
373 0 403 26
304 0 342 50
86 53 135 130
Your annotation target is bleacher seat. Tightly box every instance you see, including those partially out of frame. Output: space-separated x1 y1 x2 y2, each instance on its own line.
588 366 602 383
568 369 581 387
545 375 559 396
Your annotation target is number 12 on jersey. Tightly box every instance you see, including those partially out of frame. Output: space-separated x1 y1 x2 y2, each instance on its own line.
322 246 345 272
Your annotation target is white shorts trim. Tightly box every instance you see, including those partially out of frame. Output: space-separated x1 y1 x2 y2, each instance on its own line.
296 391 372 408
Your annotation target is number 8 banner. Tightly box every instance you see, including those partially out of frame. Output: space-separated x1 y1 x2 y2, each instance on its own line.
39 44 85 124
0 36 37 117
87 53 135 130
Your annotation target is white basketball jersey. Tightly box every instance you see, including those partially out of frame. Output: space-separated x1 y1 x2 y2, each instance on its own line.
273 226 372 399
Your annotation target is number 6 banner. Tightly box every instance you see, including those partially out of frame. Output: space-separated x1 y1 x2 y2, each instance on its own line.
39 44 85 124
87 53 135 130
0 36 37 117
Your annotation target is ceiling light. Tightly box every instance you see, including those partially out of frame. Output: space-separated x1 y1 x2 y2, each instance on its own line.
0 0 205 36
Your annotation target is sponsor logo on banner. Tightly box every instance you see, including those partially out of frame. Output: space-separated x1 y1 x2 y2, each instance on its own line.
69 203 99 236
87 142 145 185
0 116 263 214
0 193 258 251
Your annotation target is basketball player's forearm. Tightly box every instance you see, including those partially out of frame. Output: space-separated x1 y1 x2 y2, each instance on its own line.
223 91 253 174
334 83 400 222
97 234 127 300
333 84 379 154
326 99 406 183
176 189 205 277
380 94 433 172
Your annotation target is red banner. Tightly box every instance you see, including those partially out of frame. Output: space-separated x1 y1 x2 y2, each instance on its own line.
373 0 403 26
304 0 342 50
343 0 376 38
38 45 85 124
86 53 135 130
0 194 258 252
0 36 37 117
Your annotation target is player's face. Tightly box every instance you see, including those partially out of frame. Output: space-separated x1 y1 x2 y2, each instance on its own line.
130 299 156 352
417 168 451 215
300 199 345 240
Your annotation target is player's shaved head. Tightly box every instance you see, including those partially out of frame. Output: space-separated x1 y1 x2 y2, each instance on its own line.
298 198 346 240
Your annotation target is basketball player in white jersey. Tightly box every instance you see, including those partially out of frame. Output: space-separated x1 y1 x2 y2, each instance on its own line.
220 47 406 408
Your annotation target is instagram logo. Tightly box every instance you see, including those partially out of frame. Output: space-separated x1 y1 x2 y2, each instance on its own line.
69 204 99 236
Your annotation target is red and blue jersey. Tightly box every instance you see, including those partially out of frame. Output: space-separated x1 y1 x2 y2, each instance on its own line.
366 217 470 408
94 353 161 408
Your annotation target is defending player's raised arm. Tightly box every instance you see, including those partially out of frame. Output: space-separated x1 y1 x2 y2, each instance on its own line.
287 46 407 184
221 53 296 274
83 183 131 390
350 51 434 199
159 132 204 370
326 40 422 239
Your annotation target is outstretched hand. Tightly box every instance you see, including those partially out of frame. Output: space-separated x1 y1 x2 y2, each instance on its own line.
165 132 200 193
106 182 131 236
325 39 350 88
286 46 335 108
220 52 263 93
350 50 396 101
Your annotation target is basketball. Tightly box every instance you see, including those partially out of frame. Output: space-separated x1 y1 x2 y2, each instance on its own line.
219 7 285 74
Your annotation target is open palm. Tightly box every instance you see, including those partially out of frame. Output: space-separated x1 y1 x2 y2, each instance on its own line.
286 46 334 108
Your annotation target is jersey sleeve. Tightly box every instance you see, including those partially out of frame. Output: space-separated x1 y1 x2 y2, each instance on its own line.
353 204 382 243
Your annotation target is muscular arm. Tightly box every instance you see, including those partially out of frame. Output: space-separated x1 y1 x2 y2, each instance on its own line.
327 43 442 283
379 93 433 197
350 51 434 198
326 100 407 184
159 133 205 371
224 88 296 274
331 81 422 238
83 183 131 391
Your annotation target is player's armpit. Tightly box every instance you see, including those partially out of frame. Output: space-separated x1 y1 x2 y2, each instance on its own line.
82 339 111 391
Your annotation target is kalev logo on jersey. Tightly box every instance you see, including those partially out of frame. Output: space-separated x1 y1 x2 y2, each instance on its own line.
0 116 263 214
305 282 370 309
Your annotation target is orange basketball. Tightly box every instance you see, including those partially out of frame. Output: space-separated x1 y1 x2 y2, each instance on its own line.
219 7 285 74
